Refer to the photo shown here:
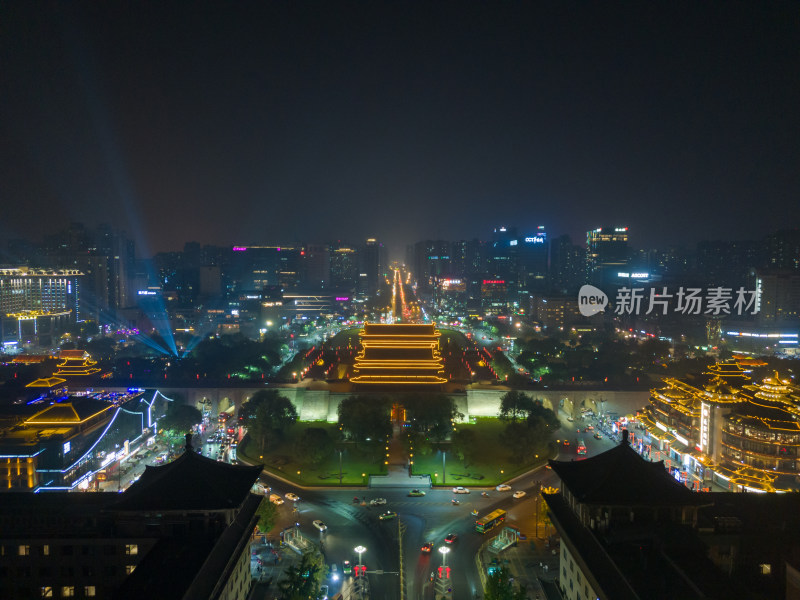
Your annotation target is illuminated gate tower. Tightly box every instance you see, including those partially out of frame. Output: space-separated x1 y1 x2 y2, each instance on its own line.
351 323 447 386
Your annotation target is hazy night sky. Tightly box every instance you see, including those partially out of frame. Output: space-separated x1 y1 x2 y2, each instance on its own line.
1 2 799 259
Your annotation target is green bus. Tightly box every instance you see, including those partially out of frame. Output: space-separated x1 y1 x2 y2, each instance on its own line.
475 509 507 533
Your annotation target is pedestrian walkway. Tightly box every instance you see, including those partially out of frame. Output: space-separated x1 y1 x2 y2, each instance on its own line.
369 424 431 488
248 538 299 599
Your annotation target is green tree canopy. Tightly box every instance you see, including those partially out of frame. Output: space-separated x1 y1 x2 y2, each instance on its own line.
294 427 334 466
244 390 298 451
451 428 478 468
484 566 527 600
499 390 535 422
159 404 203 436
403 394 462 441
278 550 324 600
337 395 392 443
255 496 278 533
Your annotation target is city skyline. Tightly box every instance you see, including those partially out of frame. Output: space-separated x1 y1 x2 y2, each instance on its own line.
2 3 799 258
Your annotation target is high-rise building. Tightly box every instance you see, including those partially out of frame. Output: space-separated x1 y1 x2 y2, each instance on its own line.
586 227 630 286
358 238 385 297
756 270 800 326
0 267 82 346
518 227 548 295
413 240 451 291
765 229 800 271
329 244 358 291
549 235 585 295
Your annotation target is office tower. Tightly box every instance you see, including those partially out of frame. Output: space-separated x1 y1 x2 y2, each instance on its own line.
330 243 358 292
518 226 549 295
586 227 630 286
358 238 385 297
550 235 586 295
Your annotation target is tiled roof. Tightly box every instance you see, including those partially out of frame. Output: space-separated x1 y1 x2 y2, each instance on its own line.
113 445 262 511
549 437 703 506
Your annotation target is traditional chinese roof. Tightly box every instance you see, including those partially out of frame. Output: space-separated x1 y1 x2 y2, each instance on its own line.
59 349 91 359
24 398 113 425
352 322 447 385
25 376 67 388
113 435 262 511
549 433 703 506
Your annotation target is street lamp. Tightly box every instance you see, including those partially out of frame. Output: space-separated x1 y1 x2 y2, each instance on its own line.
338 449 343 486
354 545 366 568
438 545 450 568
442 449 446 485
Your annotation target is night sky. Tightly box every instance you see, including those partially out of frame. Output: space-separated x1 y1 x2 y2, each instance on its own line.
1 2 799 259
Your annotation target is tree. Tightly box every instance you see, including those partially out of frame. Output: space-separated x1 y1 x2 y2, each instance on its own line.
337 396 392 444
278 550 324 600
504 421 537 464
255 497 278 533
244 390 298 451
484 566 527 600
403 394 462 441
499 390 535 422
294 427 334 465
451 428 477 468
159 404 203 437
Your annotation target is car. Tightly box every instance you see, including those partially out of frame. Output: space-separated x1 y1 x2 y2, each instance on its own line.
285 493 300 502
269 493 284 505
452 486 470 494
369 498 387 506
563 440 570 446
496 484 512 492
342 560 352 575
567 416 574 422
594 433 603 439
318 584 329 600
408 489 426 497
444 533 458 543
379 511 397 520
587 425 594 430
330 564 339 581
312 520 327 532
513 490 526 499
421 542 434 553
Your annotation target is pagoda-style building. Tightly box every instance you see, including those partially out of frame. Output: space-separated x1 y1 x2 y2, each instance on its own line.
544 431 800 600
54 349 101 377
642 361 800 492
351 323 447 386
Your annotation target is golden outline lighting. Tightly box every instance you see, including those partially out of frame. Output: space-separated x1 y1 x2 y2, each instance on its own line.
352 323 447 385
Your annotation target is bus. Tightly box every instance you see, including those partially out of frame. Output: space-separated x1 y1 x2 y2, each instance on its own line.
475 509 507 534
577 438 587 455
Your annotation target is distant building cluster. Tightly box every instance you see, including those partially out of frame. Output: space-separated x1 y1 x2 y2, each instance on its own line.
1 223 799 352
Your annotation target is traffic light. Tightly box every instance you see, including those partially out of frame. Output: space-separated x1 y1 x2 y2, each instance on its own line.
354 565 366 576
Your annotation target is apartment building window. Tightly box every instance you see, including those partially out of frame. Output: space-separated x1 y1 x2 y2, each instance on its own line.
125 544 138 556
43 544 50 556
84 586 96 597
18 545 31 556
62 587 75 597
125 565 136 575
40 587 53 598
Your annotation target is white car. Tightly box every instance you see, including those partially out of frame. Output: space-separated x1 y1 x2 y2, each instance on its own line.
369 498 387 506
452 486 470 494
269 494 284 505
513 490 526 499
312 520 327 532
496 484 512 492
285 493 300 502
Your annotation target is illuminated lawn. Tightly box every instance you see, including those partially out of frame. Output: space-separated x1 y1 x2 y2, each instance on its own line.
410 418 555 487
238 422 386 486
